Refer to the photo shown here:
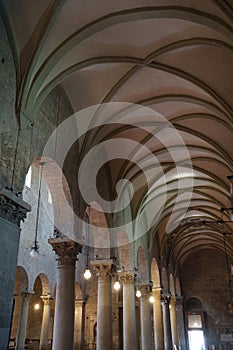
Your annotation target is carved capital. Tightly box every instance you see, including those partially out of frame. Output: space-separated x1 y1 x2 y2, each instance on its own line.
118 271 135 284
170 296 176 307
161 294 171 305
140 284 151 299
41 295 53 305
0 187 30 226
21 291 33 302
91 259 114 281
49 237 82 266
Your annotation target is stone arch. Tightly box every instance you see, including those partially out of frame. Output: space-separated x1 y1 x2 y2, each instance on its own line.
16 266 29 292
75 282 83 300
117 230 134 271
36 273 50 296
185 297 203 311
10 267 29 341
151 258 160 288
169 273 175 296
175 277 182 297
161 267 169 294
137 246 149 283
26 276 44 341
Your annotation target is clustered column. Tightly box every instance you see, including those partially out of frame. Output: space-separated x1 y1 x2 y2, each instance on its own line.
91 259 114 350
139 284 153 350
39 295 53 350
152 287 164 350
119 271 137 350
49 237 82 350
0 188 30 349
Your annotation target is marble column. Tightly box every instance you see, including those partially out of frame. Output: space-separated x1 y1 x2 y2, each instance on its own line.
161 295 173 350
16 292 32 350
176 297 186 350
152 287 164 350
140 285 153 350
39 295 53 350
91 260 114 350
119 271 137 350
74 299 84 350
170 296 179 349
0 188 30 349
49 237 82 350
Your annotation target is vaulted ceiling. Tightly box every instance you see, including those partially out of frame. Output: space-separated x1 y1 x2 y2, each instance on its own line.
1 0 233 269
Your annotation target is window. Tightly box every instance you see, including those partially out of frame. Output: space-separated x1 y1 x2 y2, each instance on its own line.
48 189 52 204
25 166 32 188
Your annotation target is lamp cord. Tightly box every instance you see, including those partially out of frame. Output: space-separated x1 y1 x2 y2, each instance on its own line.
34 162 44 246
86 205 90 267
10 126 21 190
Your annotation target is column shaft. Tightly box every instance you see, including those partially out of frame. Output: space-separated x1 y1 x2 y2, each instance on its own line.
140 285 153 350
39 296 52 350
176 297 186 350
16 292 31 350
74 300 83 350
152 289 164 350
119 272 137 350
161 296 173 350
91 260 113 350
170 296 179 348
49 238 81 350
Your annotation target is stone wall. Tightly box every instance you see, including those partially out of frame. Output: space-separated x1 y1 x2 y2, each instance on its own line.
181 249 233 348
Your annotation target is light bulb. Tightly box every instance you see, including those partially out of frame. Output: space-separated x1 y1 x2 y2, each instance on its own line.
136 290 141 298
114 281 121 290
149 295 155 303
29 247 39 258
84 268 91 280
34 303 40 310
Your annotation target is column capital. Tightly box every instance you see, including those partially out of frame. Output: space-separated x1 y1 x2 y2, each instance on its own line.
152 286 162 295
48 237 82 266
118 271 135 284
91 259 114 281
20 291 33 302
75 298 84 306
0 187 31 226
161 294 171 305
140 284 151 299
170 295 176 306
41 295 53 305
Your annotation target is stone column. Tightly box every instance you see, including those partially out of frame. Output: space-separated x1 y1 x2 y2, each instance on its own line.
16 292 32 350
170 296 179 349
49 237 82 350
176 297 186 350
91 260 114 350
119 271 137 350
74 299 84 350
39 295 53 350
152 287 164 350
0 188 30 349
140 285 153 350
161 295 173 350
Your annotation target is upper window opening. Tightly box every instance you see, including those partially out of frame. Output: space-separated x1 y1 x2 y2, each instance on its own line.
25 166 32 188
48 189 52 204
